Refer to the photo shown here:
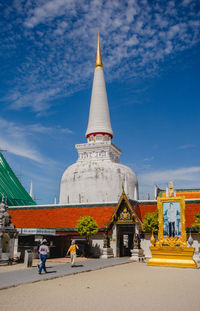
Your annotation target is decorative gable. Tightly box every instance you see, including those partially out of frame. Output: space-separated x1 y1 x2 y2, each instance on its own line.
108 188 143 229
118 204 131 221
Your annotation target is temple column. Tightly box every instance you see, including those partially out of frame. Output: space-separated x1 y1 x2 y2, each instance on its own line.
13 237 19 258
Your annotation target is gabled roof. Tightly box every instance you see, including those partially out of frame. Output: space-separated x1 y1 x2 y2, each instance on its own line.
0 153 36 206
108 190 143 229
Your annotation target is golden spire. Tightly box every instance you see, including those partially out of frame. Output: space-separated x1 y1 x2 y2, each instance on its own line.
95 32 103 69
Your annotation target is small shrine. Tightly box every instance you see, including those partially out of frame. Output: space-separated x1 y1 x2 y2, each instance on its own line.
148 182 196 268
101 187 144 260
0 197 18 264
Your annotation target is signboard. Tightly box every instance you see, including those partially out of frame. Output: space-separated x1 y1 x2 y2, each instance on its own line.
17 228 56 235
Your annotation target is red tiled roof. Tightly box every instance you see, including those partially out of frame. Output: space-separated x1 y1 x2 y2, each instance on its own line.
162 192 200 199
9 205 116 229
185 203 200 228
138 204 157 220
9 201 200 231
132 204 143 222
161 190 200 199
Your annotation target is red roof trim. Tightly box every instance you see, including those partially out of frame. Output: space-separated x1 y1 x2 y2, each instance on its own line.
86 132 113 138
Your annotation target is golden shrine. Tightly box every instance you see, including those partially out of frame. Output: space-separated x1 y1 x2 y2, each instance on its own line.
148 182 197 268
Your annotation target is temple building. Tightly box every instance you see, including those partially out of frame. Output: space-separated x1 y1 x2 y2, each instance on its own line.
1 35 200 261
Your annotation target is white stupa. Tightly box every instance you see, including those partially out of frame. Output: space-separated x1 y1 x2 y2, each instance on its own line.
59 33 138 204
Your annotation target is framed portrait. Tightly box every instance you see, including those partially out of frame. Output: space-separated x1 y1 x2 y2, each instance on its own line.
163 201 181 237
157 196 186 246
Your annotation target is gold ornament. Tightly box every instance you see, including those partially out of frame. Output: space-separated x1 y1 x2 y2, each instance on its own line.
150 232 155 246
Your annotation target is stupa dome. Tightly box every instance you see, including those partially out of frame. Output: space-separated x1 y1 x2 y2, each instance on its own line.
60 157 138 204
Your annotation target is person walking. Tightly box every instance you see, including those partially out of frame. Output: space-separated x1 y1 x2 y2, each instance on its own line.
37 240 41 269
38 239 49 274
66 240 79 267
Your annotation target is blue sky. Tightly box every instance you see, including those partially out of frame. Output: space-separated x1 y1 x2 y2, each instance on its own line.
0 0 200 203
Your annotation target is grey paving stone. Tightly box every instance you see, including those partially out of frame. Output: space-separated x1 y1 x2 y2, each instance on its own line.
0 257 133 290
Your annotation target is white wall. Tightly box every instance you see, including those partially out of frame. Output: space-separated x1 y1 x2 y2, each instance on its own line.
140 234 152 258
188 235 200 263
110 225 117 257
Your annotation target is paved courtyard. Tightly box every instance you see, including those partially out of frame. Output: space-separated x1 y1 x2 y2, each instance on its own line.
0 257 131 289
0 259 200 311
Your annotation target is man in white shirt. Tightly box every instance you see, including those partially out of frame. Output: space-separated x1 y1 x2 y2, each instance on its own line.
38 239 49 274
167 203 177 237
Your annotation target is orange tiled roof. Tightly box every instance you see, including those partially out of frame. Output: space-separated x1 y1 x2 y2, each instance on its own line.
160 190 200 199
185 203 200 228
9 200 200 231
138 203 157 220
9 205 116 229
132 204 143 222
162 192 200 199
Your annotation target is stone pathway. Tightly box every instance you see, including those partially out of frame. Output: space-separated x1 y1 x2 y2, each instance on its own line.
0 257 133 290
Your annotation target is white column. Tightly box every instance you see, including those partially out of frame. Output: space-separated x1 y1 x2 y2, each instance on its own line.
13 238 19 258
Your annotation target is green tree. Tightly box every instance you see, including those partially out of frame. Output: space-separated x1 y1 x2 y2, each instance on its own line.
143 212 159 234
76 216 98 241
192 213 200 233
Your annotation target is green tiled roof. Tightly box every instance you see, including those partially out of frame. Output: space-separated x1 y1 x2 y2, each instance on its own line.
0 153 36 206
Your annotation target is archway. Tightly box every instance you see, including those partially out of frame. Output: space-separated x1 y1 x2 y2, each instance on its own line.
117 224 135 257
107 189 142 257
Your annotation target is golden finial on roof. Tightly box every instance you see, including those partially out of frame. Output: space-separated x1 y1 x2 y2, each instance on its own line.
95 32 103 69
168 181 176 197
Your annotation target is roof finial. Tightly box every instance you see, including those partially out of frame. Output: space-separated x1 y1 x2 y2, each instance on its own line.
95 32 103 69
122 183 125 194
30 180 34 200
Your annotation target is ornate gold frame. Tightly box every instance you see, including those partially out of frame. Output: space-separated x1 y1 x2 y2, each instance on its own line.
156 196 187 248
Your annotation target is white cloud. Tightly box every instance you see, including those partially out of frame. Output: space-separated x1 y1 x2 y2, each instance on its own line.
0 136 42 163
182 0 192 6
143 156 154 162
1 1 200 113
24 0 75 28
0 118 72 162
178 144 196 150
139 167 200 184
138 166 200 199
5 88 61 114
126 35 139 47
